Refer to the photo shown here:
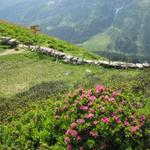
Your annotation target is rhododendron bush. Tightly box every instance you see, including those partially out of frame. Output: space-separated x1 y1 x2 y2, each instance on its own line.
1 85 149 149
55 85 147 149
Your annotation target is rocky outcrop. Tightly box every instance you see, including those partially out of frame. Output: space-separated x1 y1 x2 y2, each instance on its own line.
0 37 18 47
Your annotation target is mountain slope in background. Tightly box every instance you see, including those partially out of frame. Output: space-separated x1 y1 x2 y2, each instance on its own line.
0 0 150 59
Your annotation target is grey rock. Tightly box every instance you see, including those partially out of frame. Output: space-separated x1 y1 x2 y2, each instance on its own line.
135 63 143 69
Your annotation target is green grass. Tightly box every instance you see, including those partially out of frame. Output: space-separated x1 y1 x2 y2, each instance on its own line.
0 20 150 149
0 51 143 115
80 32 111 51
0 51 149 150
0 51 140 98
0 44 10 53
0 52 99 98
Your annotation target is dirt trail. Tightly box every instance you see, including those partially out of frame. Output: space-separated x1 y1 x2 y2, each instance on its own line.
0 49 25 56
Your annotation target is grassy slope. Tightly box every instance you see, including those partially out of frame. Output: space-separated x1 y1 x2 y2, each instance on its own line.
80 32 111 52
0 20 104 60
0 51 140 98
0 21 149 114
0 21 150 149
2 51 150 123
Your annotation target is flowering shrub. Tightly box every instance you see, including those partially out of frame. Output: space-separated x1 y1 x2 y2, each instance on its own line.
55 85 147 149
1 85 149 149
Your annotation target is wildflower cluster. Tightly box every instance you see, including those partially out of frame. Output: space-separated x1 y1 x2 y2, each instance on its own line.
55 85 146 149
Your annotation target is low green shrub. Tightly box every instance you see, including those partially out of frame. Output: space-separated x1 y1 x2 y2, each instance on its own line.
0 85 149 150
56 85 149 149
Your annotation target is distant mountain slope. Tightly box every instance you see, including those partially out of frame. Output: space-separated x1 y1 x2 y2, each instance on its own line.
0 0 150 57
0 0 133 43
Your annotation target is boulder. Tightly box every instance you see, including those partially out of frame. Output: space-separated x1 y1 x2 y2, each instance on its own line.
77 58 84 64
126 63 137 68
143 62 150 68
0 37 18 47
135 63 143 69
84 60 94 65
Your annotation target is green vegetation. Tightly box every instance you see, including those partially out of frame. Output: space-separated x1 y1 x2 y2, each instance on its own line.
0 20 150 149
81 32 111 51
0 44 10 53
0 20 100 60
0 84 150 149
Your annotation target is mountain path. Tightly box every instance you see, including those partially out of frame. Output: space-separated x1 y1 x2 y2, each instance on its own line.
0 49 25 56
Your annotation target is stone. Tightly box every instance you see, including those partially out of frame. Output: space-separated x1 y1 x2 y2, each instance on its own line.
77 58 83 64
135 63 143 69
84 60 94 65
126 63 137 68
143 62 150 68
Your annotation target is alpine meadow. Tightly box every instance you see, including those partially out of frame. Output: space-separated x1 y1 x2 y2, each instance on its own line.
0 1 150 150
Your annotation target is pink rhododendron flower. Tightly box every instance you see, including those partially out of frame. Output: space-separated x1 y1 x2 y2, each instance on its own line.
77 135 82 141
112 90 121 97
64 99 67 103
80 106 88 112
87 90 93 97
75 100 79 105
93 121 98 126
101 117 110 124
116 119 122 124
112 112 117 116
65 137 70 143
63 105 69 110
89 95 96 101
85 113 94 119
90 131 98 138
55 115 60 119
77 119 85 124
71 130 78 137
79 147 83 150
66 129 72 135
90 108 95 114
100 95 105 99
113 116 119 121
104 95 109 100
95 85 105 93
88 102 93 107
108 97 115 102
124 121 130 126
140 115 145 122
131 115 135 120
121 99 126 106
67 144 73 150
141 123 145 127
71 122 77 129
81 93 86 100
131 126 139 133
99 107 105 112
